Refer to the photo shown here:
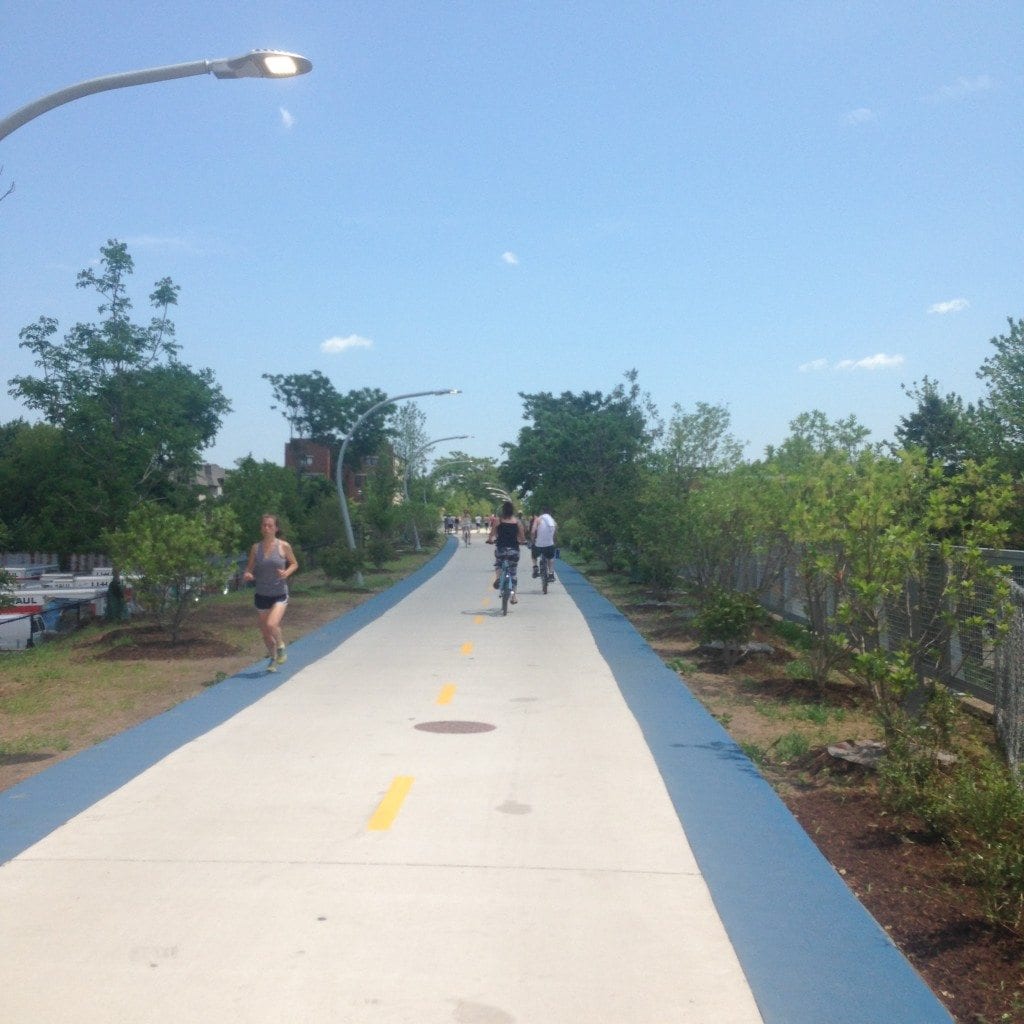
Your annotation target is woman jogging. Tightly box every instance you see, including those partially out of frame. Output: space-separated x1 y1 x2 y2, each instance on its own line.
487 500 526 604
243 514 298 672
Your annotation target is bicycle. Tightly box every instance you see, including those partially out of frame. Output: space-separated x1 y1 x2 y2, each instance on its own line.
497 554 514 615
462 523 472 546
539 550 550 594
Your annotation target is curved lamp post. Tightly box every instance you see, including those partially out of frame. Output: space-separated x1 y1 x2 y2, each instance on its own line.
402 435 472 551
0 50 313 142
336 388 460 582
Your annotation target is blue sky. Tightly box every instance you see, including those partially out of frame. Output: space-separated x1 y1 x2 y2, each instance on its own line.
2 1 1021 472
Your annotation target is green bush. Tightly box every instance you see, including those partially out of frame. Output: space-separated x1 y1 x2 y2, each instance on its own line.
879 706 1024 937
320 542 364 582
366 537 393 570
695 589 764 667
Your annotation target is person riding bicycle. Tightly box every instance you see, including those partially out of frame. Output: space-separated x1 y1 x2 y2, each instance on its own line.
487 500 526 604
531 506 557 583
461 510 473 545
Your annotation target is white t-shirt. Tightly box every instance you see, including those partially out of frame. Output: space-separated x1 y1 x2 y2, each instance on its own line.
533 513 556 547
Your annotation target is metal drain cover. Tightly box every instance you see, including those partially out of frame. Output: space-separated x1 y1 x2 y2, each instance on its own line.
414 720 496 734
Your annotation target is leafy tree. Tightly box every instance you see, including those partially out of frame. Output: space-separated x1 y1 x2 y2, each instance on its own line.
221 457 302 545
501 370 658 568
392 402 430 471
7 240 230 547
894 377 975 473
262 374 394 477
655 401 744 481
671 461 789 600
783 448 1013 724
263 370 346 446
431 452 502 516
765 410 871 465
977 316 1024 450
105 503 240 642
0 420 88 555
632 403 746 596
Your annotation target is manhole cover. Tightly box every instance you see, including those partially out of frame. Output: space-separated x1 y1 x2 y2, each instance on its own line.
414 720 496 734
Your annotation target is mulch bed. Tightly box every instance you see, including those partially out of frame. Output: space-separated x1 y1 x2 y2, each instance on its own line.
784 783 1024 1023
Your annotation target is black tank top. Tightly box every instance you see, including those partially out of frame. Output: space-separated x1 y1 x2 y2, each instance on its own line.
495 521 520 548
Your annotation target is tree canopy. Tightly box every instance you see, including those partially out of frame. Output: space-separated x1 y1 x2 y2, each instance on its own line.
7 240 230 551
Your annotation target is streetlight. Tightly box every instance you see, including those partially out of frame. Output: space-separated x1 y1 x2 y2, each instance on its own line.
335 388 460 581
401 435 472 551
0 50 313 142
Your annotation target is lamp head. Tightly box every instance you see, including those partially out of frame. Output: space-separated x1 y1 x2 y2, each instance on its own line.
210 50 313 80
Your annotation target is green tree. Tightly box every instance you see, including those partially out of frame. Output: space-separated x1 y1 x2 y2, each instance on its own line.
783 448 1013 724
977 316 1024 451
221 457 302 545
0 420 84 554
262 375 394 479
105 503 240 642
501 370 658 568
894 377 975 473
655 401 744 481
431 452 502 516
765 410 871 466
7 240 230 548
263 370 346 446
632 402 746 596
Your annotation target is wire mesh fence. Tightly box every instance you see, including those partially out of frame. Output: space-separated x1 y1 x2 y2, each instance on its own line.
752 544 1024 776
994 582 1024 778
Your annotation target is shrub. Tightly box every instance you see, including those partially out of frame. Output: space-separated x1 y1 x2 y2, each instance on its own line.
320 542 364 582
366 538 392 570
695 589 764 667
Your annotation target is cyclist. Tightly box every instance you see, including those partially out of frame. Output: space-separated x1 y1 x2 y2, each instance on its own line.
461 510 473 546
487 500 526 604
531 506 557 584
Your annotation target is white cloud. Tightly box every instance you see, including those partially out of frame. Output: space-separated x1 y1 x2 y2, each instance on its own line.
501 251 519 265
321 334 373 354
935 75 994 100
844 107 875 125
927 298 969 315
801 354 904 372
836 353 905 371
280 107 295 129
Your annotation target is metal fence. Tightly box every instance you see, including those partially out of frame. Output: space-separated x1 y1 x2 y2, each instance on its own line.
994 582 1024 778
751 545 1024 776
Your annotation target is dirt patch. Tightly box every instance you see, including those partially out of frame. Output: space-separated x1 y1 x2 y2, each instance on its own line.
87 624 242 660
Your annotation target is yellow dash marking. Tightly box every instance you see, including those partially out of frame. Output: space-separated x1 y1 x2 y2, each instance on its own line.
473 615 484 625
460 642 474 656
437 683 457 705
368 776 414 831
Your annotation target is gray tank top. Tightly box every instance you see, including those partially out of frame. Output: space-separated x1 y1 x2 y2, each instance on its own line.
253 540 288 598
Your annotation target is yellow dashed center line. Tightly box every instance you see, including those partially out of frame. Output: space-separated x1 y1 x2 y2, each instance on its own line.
473 615 484 624
368 776 414 831
460 641 473 656
436 683 457 705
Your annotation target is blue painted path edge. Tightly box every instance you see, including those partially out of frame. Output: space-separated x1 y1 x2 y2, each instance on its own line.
557 558 954 1024
0 538 458 866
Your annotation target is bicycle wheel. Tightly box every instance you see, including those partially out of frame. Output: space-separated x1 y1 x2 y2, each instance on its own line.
541 554 548 594
501 569 510 616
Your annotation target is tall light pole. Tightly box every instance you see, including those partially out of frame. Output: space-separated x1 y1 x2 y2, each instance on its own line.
336 388 459 581
0 50 313 142
402 435 471 552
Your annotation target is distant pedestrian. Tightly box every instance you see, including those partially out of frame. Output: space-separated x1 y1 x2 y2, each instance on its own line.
242 514 298 672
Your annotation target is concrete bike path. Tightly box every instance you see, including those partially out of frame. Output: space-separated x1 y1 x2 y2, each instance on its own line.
0 537 952 1023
